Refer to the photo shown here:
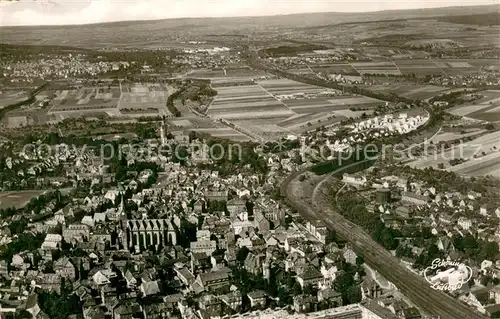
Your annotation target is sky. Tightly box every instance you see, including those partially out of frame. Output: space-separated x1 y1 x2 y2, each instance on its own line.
0 0 498 26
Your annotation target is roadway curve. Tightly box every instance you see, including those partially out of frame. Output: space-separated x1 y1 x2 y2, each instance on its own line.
280 164 486 319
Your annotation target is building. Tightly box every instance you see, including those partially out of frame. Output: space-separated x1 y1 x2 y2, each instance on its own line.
376 189 391 204
401 192 430 206
195 270 230 291
297 265 323 289
62 224 90 243
54 257 76 281
122 219 177 252
190 240 217 255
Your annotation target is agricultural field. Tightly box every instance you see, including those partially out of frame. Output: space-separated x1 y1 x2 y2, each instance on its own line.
276 112 345 133
118 83 173 117
366 83 452 100
452 152 500 178
282 96 383 114
429 128 487 144
309 63 360 76
0 90 28 108
300 58 500 78
447 90 500 122
191 127 253 142
0 190 48 209
48 86 121 114
351 61 401 76
408 130 500 175
207 84 294 120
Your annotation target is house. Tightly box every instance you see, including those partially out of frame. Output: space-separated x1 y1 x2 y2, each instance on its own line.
140 280 160 296
219 290 242 312
191 252 212 274
92 270 116 286
62 224 90 243
54 257 76 281
401 192 430 206
297 265 323 289
293 295 318 313
174 264 196 286
244 253 265 276
190 240 217 255
162 293 185 310
195 270 230 291
247 290 267 308
254 211 270 234
198 294 222 318
205 190 228 202
227 199 246 217
436 236 455 253
123 270 137 288
114 302 142 319
318 288 342 308
343 247 357 265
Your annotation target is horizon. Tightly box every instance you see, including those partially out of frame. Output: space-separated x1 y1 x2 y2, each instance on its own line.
0 0 498 27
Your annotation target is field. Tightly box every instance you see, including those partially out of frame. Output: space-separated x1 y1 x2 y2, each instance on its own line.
296 59 500 78
409 130 500 177
118 83 173 117
204 78 383 138
0 90 28 108
48 86 121 113
191 127 253 142
207 84 294 120
366 83 452 100
429 128 487 144
446 90 500 122
351 61 401 76
0 190 48 209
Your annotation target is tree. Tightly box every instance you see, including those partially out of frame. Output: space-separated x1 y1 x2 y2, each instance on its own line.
236 247 250 264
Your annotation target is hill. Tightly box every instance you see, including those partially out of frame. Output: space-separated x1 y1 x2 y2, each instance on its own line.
436 12 500 26
0 4 498 48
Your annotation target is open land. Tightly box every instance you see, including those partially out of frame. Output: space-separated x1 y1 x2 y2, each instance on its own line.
0 190 49 209
446 90 500 122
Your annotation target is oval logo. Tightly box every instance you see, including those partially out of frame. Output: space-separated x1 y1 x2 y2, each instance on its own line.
423 258 473 291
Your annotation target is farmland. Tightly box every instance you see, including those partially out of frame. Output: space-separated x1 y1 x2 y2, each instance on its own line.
446 90 500 122
409 130 500 177
293 58 500 77
365 83 453 100
118 83 173 118
204 78 384 138
207 84 294 120
0 90 28 108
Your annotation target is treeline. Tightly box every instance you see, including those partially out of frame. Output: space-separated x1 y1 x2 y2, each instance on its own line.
166 88 184 117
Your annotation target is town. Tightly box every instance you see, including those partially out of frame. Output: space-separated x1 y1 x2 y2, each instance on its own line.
0 3 500 319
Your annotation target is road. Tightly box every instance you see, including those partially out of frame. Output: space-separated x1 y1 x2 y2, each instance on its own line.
281 166 486 319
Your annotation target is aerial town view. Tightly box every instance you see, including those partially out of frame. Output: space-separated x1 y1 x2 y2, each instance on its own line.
0 0 500 318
